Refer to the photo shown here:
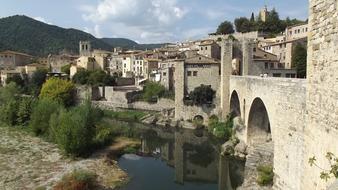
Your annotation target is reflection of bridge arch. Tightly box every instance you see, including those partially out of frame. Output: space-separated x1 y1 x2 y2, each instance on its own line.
230 90 241 117
247 98 272 145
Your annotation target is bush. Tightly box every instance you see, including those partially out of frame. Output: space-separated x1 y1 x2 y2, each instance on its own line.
208 114 234 140
188 85 215 106
142 82 165 102
51 103 97 157
72 69 91 85
61 64 71 75
6 74 25 87
103 109 147 122
30 98 63 136
29 69 48 95
17 97 35 126
40 78 76 107
0 83 21 126
257 165 274 186
0 100 19 126
53 169 97 190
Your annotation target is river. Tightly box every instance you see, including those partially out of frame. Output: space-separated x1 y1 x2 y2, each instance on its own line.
113 121 245 190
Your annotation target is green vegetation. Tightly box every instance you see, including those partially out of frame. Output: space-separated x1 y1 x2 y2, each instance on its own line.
292 44 307 78
0 83 35 126
39 78 76 107
0 15 112 56
187 85 216 106
216 21 235 35
225 9 306 36
29 69 48 95
51 102 101 157
61 64 71 75
208 115 234 140
6 74 25 88
101 38 164 51
126 82 174 103
257 165 274 186
53 169 97 190
142 81 166 102
309 152 338 181
72 69 116 86
30 98 63 137
103 109 147 122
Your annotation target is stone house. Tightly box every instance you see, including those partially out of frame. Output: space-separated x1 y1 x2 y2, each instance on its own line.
174 55 221 122
0 50 33 70
48 54 78 73
198 40 221 60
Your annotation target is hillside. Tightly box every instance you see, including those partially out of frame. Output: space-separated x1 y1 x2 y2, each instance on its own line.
0 15 113 56
0 15 167 56
101 38 165 50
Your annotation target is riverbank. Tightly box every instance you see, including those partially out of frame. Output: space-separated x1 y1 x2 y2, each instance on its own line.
0 126 139 190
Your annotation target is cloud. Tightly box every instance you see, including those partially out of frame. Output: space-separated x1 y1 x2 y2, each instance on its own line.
33 16 52 25
80 0 187 43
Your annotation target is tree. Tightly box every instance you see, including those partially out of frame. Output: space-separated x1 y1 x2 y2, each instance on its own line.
72 69 91 85
142 82 165 102
216 21 235 35
292 44 307 78
61 64 71 75
39 78 76 106
234 17 253 33
51 102 96 156
188 85 216 106
17 97 34 126
88 70 115 86
250 13 255 22
0 83 21 126
29 69 48 95
6 74 25 87
29 98 63 136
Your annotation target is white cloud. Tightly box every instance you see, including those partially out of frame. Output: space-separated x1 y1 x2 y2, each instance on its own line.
33 16 52 25
80 0 187 43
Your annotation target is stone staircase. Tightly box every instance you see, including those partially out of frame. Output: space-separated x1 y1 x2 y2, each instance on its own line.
238 142 274 190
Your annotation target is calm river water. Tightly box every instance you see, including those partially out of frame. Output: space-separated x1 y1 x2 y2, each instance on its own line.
115 122 245 190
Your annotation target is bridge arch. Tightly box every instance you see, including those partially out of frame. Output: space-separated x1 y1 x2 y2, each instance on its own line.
247 98 272 145
230 90 241 117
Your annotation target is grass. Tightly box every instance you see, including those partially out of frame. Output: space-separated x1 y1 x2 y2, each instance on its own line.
53 169 97 190
103 109 148 122
257 164 274 186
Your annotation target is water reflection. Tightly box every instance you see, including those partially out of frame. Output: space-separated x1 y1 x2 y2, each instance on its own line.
117 122 244 190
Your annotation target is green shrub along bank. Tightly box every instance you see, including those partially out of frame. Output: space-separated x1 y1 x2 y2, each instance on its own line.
208 114 234 140
0 79 121 157
103 109 147 122
257 165 274 186
54 169 98 190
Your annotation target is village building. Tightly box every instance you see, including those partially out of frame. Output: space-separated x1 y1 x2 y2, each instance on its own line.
0 50 33 70
198 40 221 60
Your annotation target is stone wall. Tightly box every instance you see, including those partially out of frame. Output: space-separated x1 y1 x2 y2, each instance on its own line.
229 76 307 190
303 0 338 189
93 98 175 112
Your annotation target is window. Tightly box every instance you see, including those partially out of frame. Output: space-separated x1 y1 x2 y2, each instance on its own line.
193 71 198 76
205 47 208 50
124 64 126 68
265 62 269 69
187 71 192 76
201 47 203 50
270 62 274 69
253 48 256 52
273 73 281 77
163 72 167 76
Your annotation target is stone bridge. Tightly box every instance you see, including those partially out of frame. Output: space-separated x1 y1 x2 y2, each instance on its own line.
228 76 307 190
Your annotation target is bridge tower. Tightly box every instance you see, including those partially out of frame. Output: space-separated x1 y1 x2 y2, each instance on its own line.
220 40 233 119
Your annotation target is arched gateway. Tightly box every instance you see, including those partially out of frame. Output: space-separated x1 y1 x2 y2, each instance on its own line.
247 98 272 145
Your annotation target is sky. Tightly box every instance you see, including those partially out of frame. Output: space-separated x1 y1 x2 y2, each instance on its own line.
0 0 309 44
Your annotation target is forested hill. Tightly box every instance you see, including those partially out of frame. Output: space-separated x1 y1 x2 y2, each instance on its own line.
0 15 113 56
0 15 166 57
